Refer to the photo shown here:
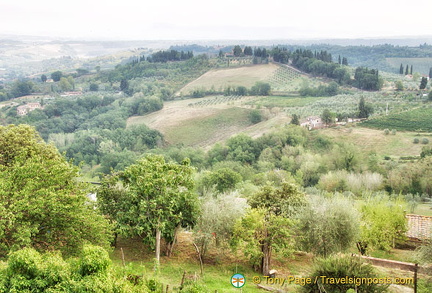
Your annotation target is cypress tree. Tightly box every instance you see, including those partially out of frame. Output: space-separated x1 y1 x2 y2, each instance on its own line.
291 114 300 125
420 77 428 90
342 57 348 66
410 65 413 75
400 64 404 74
405 65 409 75
429 67 432 79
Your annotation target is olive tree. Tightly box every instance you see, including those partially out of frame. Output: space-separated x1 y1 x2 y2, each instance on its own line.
232 182 306 275
296 195 360 257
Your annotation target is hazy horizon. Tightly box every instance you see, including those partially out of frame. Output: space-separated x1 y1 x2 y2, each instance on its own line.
2 0 431 41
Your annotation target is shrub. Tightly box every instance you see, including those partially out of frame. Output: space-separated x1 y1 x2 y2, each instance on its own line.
89 83 99 91
7 248 42 279
78 245 111 276
422 138 429 144
414 138 420 144
301 255 388 292
384 129 390 135
1 247 147 292
249 109 262 124
391 129 397 135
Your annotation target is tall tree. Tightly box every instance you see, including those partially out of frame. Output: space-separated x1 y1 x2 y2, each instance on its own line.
429 67 432 79
358 96 373 118
410 65 413 75
244 46 253 56
321 109 334 125
420 77 428 90
399 64 404 75
233 45 243 57
98 155 199 267
0 125 112 256
405 65 409 75
41 74 47 83
291 114 300 125
342 57 348 66
51 71 63 82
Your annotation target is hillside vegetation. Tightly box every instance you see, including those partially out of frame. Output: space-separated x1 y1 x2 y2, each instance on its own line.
3 42 432 292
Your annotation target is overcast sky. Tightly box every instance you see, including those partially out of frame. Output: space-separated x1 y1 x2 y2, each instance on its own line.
1 0 431 40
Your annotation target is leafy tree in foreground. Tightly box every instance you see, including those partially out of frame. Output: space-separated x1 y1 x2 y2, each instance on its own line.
232 182 306 275
0 124 112 256
98 155 199 266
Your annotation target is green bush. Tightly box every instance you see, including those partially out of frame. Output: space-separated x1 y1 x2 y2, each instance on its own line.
422 138 429 144
7 248 41 279
414 138 420 144
182 282 210 293
78 245 111 276
383 129 390 135
0 247 148 292
301 255 388 293
249 109 262 124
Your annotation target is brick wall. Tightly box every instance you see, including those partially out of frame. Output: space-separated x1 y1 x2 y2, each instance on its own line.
406 214 432 240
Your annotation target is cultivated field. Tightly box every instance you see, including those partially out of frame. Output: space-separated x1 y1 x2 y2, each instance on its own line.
177 63 280 95
126 96 291 147
362 106 432 132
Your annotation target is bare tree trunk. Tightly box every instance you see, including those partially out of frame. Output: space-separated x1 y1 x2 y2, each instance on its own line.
193 242 204 276
155 228 161 267
166 224 181 257
261 240 272 276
